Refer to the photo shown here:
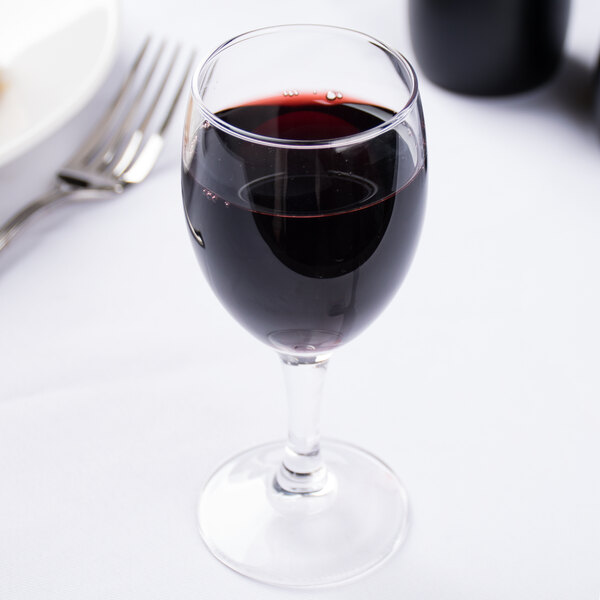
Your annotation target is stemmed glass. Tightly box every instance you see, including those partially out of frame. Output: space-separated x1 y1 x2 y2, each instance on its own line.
181 25 427 587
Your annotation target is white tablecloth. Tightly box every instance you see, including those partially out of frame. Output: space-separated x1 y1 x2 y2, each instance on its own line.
1 1 599 598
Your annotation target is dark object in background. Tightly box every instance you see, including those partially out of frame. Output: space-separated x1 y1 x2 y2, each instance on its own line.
595 56 600 131
408 0 571 95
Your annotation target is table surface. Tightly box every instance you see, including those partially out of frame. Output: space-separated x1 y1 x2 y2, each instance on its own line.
1 1 599 598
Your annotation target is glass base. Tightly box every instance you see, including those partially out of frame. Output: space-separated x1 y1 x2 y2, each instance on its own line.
198 439 409 587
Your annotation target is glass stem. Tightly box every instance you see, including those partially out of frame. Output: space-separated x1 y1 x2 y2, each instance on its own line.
275 352 330 495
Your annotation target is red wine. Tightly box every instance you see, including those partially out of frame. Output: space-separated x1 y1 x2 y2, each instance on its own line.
182 95 426 352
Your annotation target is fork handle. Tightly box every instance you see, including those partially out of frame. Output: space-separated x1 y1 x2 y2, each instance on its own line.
0 185 78 252
0 184 115 253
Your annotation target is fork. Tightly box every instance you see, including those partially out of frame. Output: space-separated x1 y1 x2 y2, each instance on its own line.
0 38 195 252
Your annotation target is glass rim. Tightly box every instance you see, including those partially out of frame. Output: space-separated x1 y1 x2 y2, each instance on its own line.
190 24 420 150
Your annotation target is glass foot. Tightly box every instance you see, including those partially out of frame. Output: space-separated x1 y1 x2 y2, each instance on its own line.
198 439 409 587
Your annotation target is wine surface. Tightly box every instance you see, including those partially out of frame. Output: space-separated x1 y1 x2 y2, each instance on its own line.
182 95 426 352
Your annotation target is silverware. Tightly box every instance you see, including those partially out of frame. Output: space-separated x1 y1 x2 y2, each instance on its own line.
0 38 195 252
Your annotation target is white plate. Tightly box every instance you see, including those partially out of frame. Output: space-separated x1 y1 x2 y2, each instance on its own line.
0 0 120 166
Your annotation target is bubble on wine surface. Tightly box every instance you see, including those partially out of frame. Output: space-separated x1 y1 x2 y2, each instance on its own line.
325 90 344 101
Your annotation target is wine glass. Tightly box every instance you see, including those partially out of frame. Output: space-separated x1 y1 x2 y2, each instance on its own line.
181 24 427 587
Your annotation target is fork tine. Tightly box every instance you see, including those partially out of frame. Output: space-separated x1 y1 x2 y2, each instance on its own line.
89 40 168 170
120 50 196 184
111 45 182 176
157 50 196 136
67 37 152 168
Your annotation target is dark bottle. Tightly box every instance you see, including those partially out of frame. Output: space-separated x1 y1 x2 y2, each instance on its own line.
408 0 571 95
